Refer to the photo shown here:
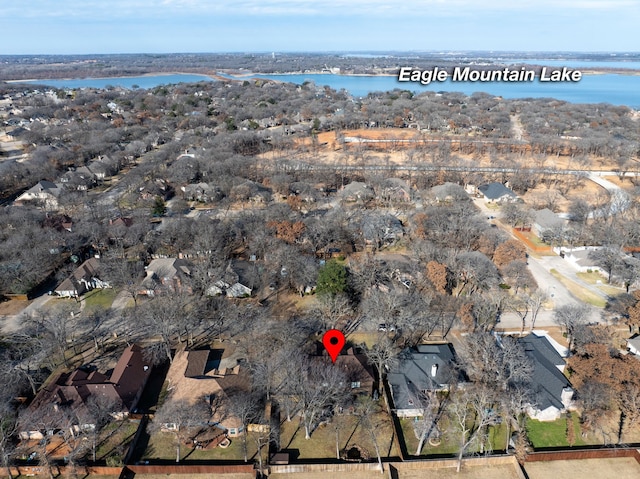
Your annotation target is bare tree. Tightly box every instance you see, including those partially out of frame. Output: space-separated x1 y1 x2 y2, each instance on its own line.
353 396 385 474
227 391 260 463
288 358 350 440
463 333 532 391
447 385 500 472
0 403 17 479
364 335 399 396
150 398 210 463
553 304 591 352
26 301 79 367
75 395 120 463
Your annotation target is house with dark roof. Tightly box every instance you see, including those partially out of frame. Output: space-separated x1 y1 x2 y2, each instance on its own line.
518 333 574 421
387 344 463 418
20 344 151 439
54 257 110 298
477 182 518 203
313 347 375 398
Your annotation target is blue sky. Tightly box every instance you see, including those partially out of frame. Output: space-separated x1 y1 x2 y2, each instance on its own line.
2 0 639 54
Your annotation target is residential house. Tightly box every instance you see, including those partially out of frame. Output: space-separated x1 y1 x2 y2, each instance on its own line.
181 182 222 203
230 180 271 203
555 246 603 274
430 182 470 204
477 182 518 203
361 214 404 249
313 346 375 398
627 336 640 356
54 257 109 298
140 257 193 296
518 333 574 421
340 182 374 203
60 166 96 191
164 347 251 437
87 155 119 180
387 344 463 418
20 344 151 439
378 178 412 203
15 180 63 209
532 208 565 238
207 280 252 298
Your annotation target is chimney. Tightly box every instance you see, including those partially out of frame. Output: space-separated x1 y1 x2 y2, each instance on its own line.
431 364 438 378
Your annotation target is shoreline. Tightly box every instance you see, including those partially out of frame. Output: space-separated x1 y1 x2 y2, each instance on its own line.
5 71 216 84
5 66 640 85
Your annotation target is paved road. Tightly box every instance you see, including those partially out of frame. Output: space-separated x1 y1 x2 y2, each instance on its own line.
471 199 605 329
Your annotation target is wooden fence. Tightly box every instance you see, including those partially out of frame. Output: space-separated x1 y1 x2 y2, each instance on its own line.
124 463 256 475
526 447 640 463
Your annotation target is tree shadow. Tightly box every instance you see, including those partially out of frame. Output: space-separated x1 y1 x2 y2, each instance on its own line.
283 422 302 450
343 416 363 450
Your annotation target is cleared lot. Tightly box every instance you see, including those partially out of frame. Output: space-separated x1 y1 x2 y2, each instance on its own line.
525 457 640 479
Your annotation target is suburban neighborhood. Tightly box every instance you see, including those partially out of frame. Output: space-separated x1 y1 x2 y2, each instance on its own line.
1 52 640 479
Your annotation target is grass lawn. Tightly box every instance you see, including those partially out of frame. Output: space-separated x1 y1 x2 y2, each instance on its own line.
142 430 259 462
526 414 586 448
278 411 398 460
576 270 609 285
549 269 607 307
95 420 139 462
400 417 508 457
83 288 117 312
576 271 625 296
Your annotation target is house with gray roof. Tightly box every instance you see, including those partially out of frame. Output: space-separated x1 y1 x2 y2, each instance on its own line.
15 180 63 209
518 333 574 421
533 208 565 238
477 182 518 203
387 344 462 418
627 336 640 356
140 257 193 296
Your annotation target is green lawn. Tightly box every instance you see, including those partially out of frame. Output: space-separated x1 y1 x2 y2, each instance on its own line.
526 415 585 448
83 288 117 312
400 417 508 457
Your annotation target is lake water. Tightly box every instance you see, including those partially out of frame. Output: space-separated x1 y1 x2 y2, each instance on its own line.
17 73 214 90
242 72 640 107
15 69 640 108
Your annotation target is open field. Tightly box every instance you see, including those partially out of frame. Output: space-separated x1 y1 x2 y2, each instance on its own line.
524 457 640 479
129 475 253 479
0 298 30 315
396 464 523 479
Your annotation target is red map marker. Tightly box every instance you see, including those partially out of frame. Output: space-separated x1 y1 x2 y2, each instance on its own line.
322 329 345 363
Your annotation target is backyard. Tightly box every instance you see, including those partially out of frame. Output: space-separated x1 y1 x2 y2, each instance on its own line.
277 411 399 461
399 417 508 458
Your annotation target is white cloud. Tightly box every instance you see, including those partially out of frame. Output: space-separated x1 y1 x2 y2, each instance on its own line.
6 0 639 19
